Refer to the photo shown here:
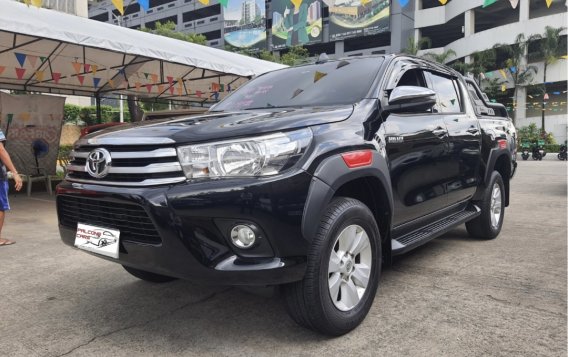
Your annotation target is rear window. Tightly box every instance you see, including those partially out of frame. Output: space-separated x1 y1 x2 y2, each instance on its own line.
212 57 383 111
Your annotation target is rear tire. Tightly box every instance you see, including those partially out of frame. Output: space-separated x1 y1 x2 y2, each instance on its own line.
122 265 177 283
283 197 381 336
466 171 505 240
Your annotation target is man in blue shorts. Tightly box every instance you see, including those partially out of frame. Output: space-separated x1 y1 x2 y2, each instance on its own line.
0 128 22 246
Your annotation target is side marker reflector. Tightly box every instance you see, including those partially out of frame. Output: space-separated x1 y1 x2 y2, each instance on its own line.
498 140 507 149
341 150 373 168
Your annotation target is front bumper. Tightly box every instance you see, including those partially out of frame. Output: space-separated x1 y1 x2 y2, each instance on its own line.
57 171 312 286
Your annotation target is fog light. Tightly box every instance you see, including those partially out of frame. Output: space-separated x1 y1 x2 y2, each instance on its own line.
230 225 256 249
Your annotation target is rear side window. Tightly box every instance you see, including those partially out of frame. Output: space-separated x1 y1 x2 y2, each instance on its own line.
428 72 462 113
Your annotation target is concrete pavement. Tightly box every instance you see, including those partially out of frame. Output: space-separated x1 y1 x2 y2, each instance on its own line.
0 160 566 356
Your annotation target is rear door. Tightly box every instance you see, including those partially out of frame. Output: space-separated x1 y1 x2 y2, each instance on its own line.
425 72 482 205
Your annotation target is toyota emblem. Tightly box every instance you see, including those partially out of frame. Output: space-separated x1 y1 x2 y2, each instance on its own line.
86 148 112 178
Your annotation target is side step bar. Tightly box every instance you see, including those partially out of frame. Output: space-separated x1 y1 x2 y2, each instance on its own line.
392 205 481 256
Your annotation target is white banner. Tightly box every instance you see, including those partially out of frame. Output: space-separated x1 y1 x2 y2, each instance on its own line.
0 93 65 176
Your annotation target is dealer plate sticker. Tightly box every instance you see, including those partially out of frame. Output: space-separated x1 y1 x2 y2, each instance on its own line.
74 223 120 259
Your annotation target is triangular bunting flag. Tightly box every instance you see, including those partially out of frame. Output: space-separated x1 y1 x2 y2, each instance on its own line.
15 67 26 80
34 70 44 81
218 0 228 7
438 0 448 4
77 75 85 85
177 86 183 96
0 66 5 76
52 72 61 84
135 82 141 91
509 0 519 8
15 53 27 67
84 64 91 73
93 77 101 88
72 62 82 74
108 79 115 88
499 69 507 79
157 84 164 93
197 0 209 5
139 0 149 11
399 0 409 7
92 65 98 75
112 0 124 14
143 72 149 79
482 0 498 7
151 73 158 83
145 84 153 93
169 86 175 95
211 83 220 92
510 66 517 74
314 71 327 83
545 0 553 7
501 84 506 92
219 84 225 92
196 90 203 98
213 92 220 101
227 84 231 92
40 56 47 63
167 76 174 86
31 0 42 7
28 55 38 67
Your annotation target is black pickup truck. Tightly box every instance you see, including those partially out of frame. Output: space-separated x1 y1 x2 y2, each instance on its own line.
57 55 517 336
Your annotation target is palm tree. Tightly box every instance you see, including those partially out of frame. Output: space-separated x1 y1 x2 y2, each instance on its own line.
451 49 496 85
495 34 537 126
425 49 457 64
403 36 432 56
528 26 566 131
482 77 506 101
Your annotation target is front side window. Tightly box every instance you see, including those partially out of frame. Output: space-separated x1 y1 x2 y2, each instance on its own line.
428 72 462 113
211 57 383 111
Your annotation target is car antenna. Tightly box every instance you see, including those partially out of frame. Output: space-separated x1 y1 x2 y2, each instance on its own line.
316 53 329 64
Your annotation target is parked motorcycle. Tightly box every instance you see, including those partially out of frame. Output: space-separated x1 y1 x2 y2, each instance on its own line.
532 140 546 161
521 141 530 161
558 143 567 161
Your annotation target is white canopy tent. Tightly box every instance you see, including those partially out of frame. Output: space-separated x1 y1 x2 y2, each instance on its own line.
0 0 285 104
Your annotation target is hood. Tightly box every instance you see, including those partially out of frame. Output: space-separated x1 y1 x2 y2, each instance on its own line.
78 105 354 146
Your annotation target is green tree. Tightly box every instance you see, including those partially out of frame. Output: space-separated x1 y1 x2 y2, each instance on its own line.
402 36 431 56
280 46 310 66
63 104 82 124
518 123 556 145
425 49 457 64
494 34 537 126
528 26 567 131
482 77 505 101
452 49 496 85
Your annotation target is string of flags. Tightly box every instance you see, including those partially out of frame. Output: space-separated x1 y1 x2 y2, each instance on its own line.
5 52 235 99
407 0 556 8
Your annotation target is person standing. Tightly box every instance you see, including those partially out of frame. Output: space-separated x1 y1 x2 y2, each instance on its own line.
0 129 22 246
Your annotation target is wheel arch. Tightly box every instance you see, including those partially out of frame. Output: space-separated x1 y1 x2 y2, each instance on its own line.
480 148 512 207
302 152 393 262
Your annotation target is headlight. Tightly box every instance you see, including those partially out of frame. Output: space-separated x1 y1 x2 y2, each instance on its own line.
177 128 312 179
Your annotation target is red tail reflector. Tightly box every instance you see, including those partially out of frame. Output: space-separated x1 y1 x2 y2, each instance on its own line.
341 150 373 168
498 140 507 149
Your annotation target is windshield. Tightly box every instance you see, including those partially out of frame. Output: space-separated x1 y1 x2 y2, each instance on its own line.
212 57 383 111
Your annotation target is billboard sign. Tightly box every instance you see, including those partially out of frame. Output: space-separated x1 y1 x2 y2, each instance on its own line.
224 0 267 51
271 0 323 50
327 0 389 41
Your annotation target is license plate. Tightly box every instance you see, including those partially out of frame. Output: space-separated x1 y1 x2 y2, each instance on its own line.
74 223 120 259
539 150 544 154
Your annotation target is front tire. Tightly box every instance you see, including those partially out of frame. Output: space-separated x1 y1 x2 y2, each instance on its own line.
122 265 177 283
283 197 381 336
466 171 505 239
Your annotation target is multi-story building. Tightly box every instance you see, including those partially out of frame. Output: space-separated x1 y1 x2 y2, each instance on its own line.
241 0 259 23
88 0 567 140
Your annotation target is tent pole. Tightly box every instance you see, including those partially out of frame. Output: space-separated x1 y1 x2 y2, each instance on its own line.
95 95 102 124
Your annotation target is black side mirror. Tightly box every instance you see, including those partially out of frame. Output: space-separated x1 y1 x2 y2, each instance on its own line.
385 86 437 113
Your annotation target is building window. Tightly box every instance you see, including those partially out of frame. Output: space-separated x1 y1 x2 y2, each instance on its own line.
201 29 221 41
210 17 218 21
196 20 205 25
89 13 109 22
149 0 176 8
113 3 140 16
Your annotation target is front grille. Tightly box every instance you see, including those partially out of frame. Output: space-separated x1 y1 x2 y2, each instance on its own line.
66 145 186 186
58 195 161 245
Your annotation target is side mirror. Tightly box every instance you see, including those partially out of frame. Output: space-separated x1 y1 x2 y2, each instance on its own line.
385 86 437 113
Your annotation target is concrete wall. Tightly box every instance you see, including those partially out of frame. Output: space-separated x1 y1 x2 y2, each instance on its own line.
516 114 568 144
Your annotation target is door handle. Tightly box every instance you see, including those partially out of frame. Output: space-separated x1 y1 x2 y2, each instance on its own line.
467 127 480 134
432 127 447 137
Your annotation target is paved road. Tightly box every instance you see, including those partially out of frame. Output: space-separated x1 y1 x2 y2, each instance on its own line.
0 160 566 357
